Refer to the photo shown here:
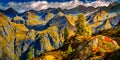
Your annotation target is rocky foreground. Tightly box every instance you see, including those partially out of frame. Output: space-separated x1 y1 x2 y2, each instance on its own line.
33 35 119 60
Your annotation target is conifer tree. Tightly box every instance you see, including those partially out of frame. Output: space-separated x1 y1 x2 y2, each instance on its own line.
75 13 92 36
64 28 69 40
26 46 34 60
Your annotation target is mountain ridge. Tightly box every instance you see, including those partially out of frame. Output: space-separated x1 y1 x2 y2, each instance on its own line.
0 1 120 60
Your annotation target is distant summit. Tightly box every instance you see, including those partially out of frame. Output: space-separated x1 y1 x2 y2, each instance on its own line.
5 8 18 13
3 8 18 17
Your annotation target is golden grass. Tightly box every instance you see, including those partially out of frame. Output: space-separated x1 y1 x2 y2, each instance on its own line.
13 15 23 21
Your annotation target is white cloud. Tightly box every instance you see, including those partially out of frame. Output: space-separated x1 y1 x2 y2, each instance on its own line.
30 1 48 10
85 1 110 7
0 0 111 13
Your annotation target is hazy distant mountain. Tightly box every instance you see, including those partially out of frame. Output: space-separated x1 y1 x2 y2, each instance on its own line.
3 8 18 18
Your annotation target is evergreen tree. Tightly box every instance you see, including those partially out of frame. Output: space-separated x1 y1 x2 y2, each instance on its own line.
75 13 92 36
64 28 69 40
26 46 34 60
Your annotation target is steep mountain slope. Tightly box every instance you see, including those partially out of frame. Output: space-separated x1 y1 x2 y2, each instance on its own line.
0 12 15 60
86 2 120 33
0 12 73 60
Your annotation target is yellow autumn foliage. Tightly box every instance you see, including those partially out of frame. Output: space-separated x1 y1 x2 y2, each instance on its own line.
0 12 15 59
66 14 75 26
41 50 65 60
45 12 54 21
68 28 75 37
12 24 29 41
44 55 55 60
37 26 60 51
26 29 36 40
0 13 11 26
27 20 41 26
13 15 23 21
40 35 54 51
92 10 108 28
26 11 46 25
27 12 39 20
15 24 29 32
57 11 64 16
105 19 111 29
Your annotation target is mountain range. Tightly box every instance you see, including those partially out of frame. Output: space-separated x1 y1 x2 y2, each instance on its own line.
0 2 120 60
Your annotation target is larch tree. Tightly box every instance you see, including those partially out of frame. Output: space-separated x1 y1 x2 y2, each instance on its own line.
75 13 92 36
